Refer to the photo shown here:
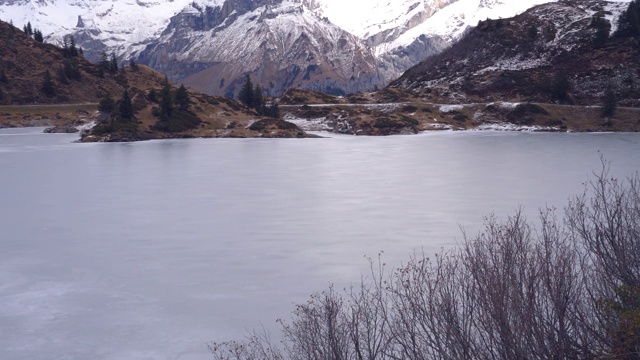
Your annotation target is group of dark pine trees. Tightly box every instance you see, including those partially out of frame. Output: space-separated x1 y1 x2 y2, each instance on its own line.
618 0 640 38
99 51 120 76
595 0 640 117
32 0 640 120
98 90 133 121
147 77 200 132
22 21 43 43
238 75 279 118
40 34 84 97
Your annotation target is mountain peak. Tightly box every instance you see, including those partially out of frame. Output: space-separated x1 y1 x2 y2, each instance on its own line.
0 0 570 96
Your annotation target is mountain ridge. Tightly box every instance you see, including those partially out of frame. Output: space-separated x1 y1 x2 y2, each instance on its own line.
0 0 558 96
390 0 639 107
0 19 309 140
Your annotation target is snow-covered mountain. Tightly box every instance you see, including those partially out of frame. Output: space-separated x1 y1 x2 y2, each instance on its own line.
0 0 558 95
390 0 638 106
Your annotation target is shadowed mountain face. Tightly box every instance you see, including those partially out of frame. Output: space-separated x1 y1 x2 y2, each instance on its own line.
1 0 557 96
390 0 640 107
137 1 381 97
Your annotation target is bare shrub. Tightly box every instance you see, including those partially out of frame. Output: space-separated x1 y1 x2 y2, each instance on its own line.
281 285 351 360
210 166 640 360
209 329 283 360
386 248 475 360
346 256 393 360
566 162 640 358
461 210 592 359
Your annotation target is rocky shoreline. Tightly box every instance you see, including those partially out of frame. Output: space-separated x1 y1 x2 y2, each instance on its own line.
3 100 638 142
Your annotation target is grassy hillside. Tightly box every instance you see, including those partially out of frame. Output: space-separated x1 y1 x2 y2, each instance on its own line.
0 20 308 140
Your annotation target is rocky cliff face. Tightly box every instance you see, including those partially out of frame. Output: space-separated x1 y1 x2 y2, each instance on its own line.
138 0 381 97
0 0 559 96
390 0 640 106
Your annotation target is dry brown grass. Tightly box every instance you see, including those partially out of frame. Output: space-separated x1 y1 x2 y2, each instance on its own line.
0 103 98 128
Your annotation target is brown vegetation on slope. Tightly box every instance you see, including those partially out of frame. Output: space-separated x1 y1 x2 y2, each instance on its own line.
0 20 307 140
391 1 640 107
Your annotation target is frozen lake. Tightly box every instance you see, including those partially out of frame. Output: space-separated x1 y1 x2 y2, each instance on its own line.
1 128 640 360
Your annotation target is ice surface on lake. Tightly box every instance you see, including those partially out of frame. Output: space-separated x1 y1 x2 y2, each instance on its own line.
1 128 640 360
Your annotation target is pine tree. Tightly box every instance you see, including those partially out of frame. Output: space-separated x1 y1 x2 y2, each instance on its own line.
129 57 138 71
109 53 118 73
98 93 115 114
602 83 617 117
618 0 640 37
253 84 263 114
7 20 15 38
119 89 134 120
26 21 32 36
68 36 78 57
62 36 71 57
591 15 611 46
268 101 279 119
159 77 174 118
41 70 55 97
56 66 69 85
99 51 110 73
33 29 44 43
147 88 158 103
175 84 190 111
550 72 570 103
63 59 81 81
238 75 254 108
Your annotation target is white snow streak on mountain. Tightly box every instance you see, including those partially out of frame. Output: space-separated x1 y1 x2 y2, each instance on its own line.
2 0 557 54
0 0 195 50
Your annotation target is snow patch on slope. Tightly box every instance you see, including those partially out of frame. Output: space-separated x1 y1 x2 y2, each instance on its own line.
0 0 194 53
378 0 556 55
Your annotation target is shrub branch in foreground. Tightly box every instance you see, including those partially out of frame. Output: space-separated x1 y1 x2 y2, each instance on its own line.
211 162 640 360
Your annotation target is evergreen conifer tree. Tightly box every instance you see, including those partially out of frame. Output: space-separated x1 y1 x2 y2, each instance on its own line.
268 101 280 119
56 66 69 85
109 53 118 73
591 15 611 46
0 69 8 84
63 59 81 81
159 77 174 118
62 36 69 54
129 57 138 71
602 84 617 117
99 51 110 73
551 72 570 103
253 84 263 114
68 36 78 57
238 75 254 108
98 93 115 114
33 29 44 43
618 0 640 37
119 89 134 120
147 88 158 103
175 84 190 111
41 70 55 97
26 21 32 36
